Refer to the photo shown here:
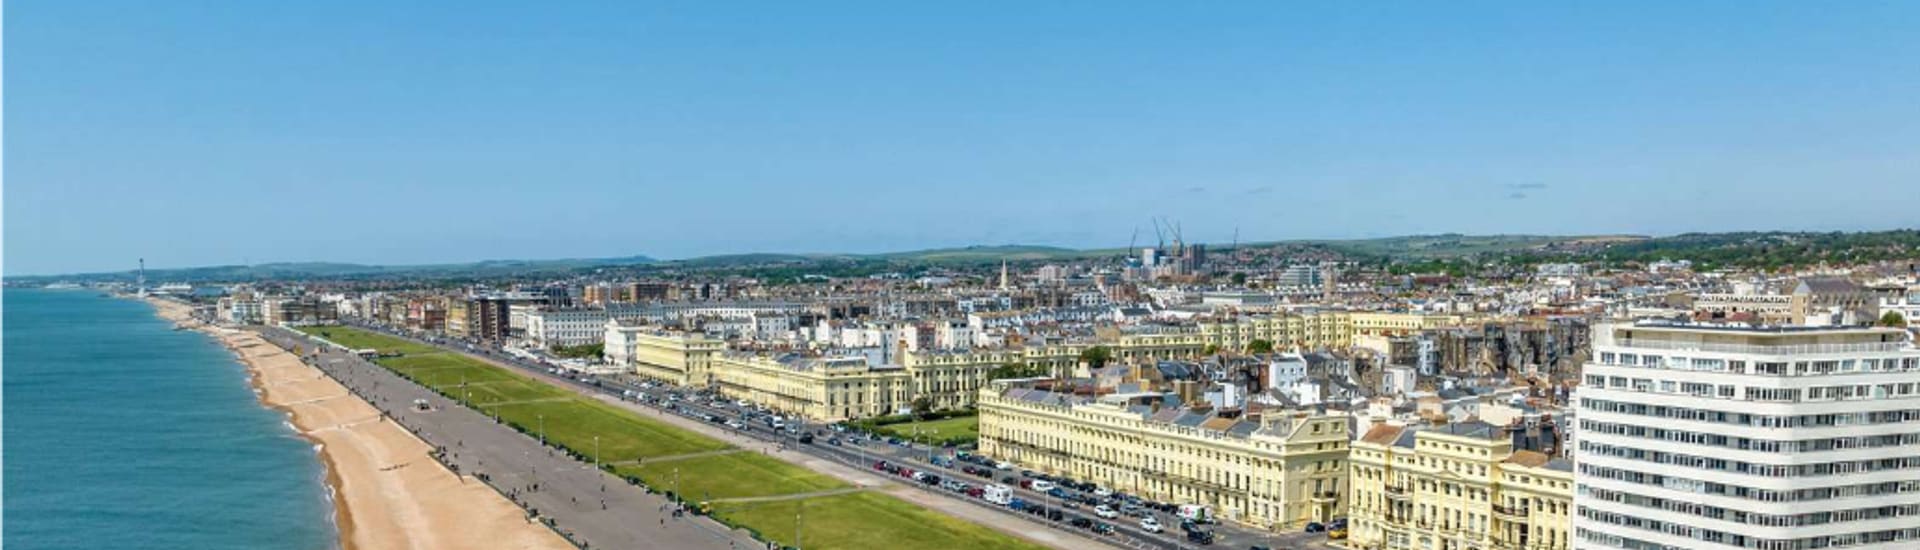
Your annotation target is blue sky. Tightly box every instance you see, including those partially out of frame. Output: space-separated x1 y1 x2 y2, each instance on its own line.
8 2 1918 275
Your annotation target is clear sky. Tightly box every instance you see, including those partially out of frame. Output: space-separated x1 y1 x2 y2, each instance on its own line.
8 2 1918 275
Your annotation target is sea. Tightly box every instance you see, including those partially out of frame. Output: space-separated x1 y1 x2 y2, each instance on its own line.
3 289 338 550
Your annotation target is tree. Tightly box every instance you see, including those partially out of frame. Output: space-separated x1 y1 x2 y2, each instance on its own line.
987 362 1044 380
1079 345 1113 368
1882 311 1909 327
1230 273 1248 285
1202 343 1221 356
550 343 605 360
1246 339 1275 355
910 396 935 419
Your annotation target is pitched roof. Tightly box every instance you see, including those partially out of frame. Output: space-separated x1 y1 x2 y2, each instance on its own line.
1360 424 1406 445
1503 450 1552 468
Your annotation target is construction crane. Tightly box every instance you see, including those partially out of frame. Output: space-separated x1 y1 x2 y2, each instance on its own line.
1127 227 1139 258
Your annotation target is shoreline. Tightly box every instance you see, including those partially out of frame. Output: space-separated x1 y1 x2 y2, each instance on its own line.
144 298 571 550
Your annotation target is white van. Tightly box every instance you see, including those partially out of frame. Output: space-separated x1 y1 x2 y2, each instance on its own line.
1177 503 1213 522
1031 480 1057 492
983 484 1014 505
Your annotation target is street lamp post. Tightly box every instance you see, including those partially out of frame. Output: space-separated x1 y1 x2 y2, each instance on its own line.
594 436 601 468
539 414 546 446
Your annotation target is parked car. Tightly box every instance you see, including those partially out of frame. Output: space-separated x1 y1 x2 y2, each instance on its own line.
1091 522 1115 535
1094 505 1118 519
1185 530 1215 545
1304 522 1326 533
1069 517 1093 529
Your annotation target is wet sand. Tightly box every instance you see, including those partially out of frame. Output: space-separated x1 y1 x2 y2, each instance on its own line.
147 299 572 550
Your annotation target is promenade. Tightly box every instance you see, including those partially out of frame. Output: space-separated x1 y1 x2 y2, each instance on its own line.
256 326 763 550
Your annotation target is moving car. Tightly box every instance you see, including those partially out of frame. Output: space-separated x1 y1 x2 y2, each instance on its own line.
1094 505 1118 519
1140 517 1164 533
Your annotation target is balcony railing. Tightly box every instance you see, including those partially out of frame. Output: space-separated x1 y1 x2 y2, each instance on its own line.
1493 505 1531 519
1613 339 1907 356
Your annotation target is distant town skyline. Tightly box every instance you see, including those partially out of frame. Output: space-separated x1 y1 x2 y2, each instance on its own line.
10 2 1920 275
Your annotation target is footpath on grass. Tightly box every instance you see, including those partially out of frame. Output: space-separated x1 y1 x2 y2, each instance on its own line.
296 326 1066 550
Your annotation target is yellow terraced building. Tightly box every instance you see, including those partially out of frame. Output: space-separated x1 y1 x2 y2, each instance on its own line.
618 311 1468 421
1347 423 1573 550
624 329 726 387
978 381 1352 531
707 353 918 421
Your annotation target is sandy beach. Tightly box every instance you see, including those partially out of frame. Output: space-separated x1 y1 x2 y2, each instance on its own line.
147 299 572 550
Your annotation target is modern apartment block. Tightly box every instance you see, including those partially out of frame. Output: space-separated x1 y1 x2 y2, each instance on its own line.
977 381 1351 531
1348 422 1574 550
1574 322 1920 550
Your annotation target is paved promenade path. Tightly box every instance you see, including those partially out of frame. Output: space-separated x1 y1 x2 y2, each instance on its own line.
259 327 764 550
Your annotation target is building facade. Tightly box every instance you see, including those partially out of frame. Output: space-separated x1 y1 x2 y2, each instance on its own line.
978 382 1351 531
626 329 725 386
523 308 610 348
709 353 915 421
1574 323 1920 550
1348 423 1574 550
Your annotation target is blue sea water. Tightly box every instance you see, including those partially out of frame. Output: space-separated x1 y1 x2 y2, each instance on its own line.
4 289 338 550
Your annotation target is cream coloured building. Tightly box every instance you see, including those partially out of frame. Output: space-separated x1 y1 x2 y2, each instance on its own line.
709 352 917 421
978 381 1352 530
1348 422 1574 550
622 327 725 386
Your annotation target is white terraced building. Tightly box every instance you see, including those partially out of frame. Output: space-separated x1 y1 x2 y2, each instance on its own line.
1573 322 1920 550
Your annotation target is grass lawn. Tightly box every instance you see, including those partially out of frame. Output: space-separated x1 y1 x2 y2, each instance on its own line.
612 451 846 501
874 415 979 444
296 326 439 354
711 491 1048 550
494 400 729 460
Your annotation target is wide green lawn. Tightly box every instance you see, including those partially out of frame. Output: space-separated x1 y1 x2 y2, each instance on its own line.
494 400 729 460
711 492 1047 550
295 325 1041 550
613 451 846 501
875 415 979 444
296 326 439 354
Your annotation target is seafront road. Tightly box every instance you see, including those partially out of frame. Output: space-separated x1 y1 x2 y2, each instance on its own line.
256 327 764 550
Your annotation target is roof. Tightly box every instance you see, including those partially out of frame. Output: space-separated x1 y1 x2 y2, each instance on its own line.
1544 458 1574 472
1172 410 1212 427
1360 424 1406 445
1200 416 1237 431
1438 420 1501 440
1798 276 1864 295
1226 420 1262 437
1503 450 1551 468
